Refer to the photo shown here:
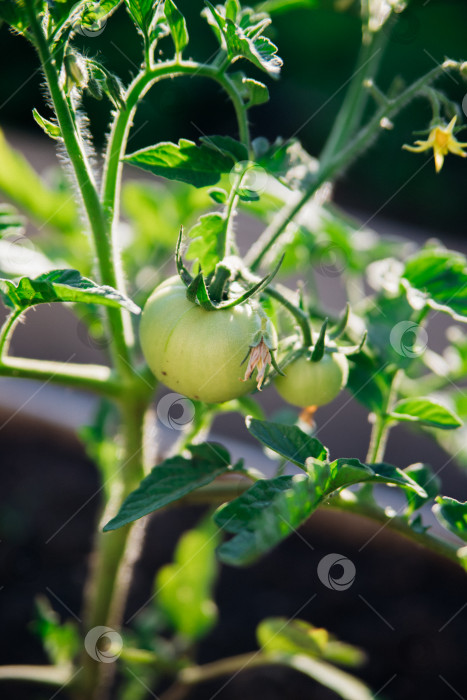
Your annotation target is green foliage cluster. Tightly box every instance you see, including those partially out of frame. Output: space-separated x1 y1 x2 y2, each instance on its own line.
0 2 467 699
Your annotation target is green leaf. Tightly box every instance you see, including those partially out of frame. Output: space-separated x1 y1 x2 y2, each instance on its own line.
80 0 121 28
164 0 188 54
368 462 428 497
243 78 269 107
0 204 24 232
208 187 228 204
433 496 467 542
230 74 270 108
104 443 232 531
402 246 467 322
186 213 226 274
246 417 329 469
123 139 236 188
257 617 366 668
32 108 61 140
403 463 440 515
346 351 392 413
256 137 318 190
389 398 463 430
0 129 78 236
327 458 374 491
363 290 421 369
328 459 427 497
257 618 327 657
272 654 373 700
202 2 283 78
257 0 319 12
225 21 282 78
246 420 425 496
124 0 159 35
155 518 219 640
33 596 80 667
0 0 30 35
200 134 248 162
0 269 140 313
214 474 318 565
311 318 328 361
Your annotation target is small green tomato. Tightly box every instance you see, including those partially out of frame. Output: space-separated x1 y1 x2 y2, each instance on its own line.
274 352 349 407
140 276 275 403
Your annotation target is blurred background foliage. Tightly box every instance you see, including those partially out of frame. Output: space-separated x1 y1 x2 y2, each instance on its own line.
0 0 466 237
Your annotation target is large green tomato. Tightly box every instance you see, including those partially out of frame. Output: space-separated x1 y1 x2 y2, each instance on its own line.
140 276 268 403
274 352 349 407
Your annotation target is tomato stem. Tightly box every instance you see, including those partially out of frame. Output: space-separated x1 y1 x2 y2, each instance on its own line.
263 285 313 348
246 60 461 272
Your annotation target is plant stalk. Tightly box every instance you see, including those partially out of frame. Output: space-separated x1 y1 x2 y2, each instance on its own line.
366 369 400 463
246 60 460 271
0 309 22 358
0 356 122 397
79 398 149 700
102 61 250 225
25 0 133 376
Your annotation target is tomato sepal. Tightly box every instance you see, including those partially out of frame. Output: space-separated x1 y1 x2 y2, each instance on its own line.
310 318 328 362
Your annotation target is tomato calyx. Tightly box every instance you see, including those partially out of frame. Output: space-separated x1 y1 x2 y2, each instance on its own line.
175 226 283 311
274 310 367 380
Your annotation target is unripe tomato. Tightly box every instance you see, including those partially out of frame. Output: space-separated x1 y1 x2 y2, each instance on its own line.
140 276 273 403
274 352 349 407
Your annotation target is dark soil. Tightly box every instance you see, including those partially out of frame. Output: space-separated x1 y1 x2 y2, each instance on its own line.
0 412 466 700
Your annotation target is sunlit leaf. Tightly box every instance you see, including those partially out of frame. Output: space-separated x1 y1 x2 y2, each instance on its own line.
390 398 462 430
433 496 467 542
0 269 140 313
104 443 233 530
124 138 236 188
214 474 318 565
164 0 188 54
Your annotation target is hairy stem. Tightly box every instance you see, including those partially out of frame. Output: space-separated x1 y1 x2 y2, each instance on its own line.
179 477 462 566
102 60 250 225
319 27 388 167
79 399 149 700
324 492 462 566
25 0 133 375
0 665 73 685
263 285 312 347
0 357 122 397
366 370 400 463
0 310 22 359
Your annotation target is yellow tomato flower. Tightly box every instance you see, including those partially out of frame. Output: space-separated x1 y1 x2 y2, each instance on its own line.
403 116 467 173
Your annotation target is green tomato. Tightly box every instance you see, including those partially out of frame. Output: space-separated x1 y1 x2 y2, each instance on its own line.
274 352 349 407
140 276 270 403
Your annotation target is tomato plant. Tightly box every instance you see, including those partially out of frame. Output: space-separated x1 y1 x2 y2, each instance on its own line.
0 2 466 700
